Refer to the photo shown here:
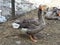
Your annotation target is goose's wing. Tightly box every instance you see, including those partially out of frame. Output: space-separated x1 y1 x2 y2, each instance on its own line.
27 18 40 26
27 24 46 35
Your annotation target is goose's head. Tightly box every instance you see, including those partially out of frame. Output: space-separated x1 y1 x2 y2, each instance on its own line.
39 5 47 11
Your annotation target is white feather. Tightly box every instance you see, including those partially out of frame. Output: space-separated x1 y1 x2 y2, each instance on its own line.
21 28 28 34
12 22 20 29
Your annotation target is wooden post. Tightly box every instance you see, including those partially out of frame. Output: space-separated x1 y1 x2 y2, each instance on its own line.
11 0 15 19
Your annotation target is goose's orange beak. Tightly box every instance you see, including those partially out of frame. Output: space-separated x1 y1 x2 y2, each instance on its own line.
59 13 60 16
58 13 60 16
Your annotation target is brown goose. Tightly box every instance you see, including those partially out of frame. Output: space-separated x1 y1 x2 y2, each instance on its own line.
12 5 46 42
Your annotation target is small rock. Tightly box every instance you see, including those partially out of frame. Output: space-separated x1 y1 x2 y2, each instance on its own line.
15 41 21 44
47 33 50 36
54 21 56 23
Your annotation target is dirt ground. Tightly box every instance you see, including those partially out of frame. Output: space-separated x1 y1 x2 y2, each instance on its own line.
0 9 60 45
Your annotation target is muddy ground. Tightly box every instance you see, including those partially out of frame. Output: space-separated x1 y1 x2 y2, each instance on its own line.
0 9 60 45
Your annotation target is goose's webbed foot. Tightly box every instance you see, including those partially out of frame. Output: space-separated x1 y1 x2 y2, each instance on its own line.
29 35 38 42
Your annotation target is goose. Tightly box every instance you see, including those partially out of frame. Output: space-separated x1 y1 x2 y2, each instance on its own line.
12 5 46 42
45 7 60 20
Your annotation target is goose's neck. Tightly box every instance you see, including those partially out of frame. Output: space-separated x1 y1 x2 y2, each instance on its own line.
38 9 46 25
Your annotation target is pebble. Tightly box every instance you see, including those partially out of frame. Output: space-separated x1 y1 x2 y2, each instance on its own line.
47 33 50 36
54 21 56 23
15 41 21 44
